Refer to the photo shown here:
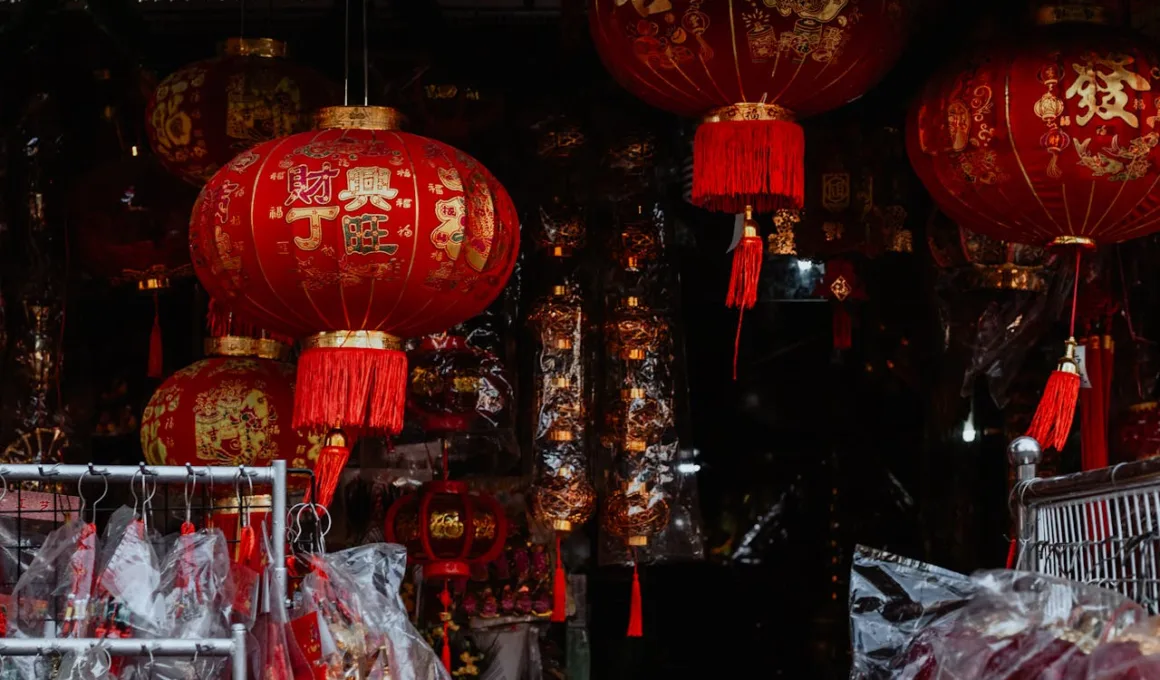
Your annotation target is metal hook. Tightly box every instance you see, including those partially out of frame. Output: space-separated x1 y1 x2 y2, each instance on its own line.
144 643 156 679
77 466 109 525
130 468 142 516
184 464 197 525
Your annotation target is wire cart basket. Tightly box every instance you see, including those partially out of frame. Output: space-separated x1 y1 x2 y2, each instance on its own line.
1010 436 1160 613
0 461 291 677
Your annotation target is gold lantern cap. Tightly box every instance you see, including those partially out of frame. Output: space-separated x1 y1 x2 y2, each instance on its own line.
1033 3 1116 26
224 37 288 58
205 335 291 362
316 106 406 132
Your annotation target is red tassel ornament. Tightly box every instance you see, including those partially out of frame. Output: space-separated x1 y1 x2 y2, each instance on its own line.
692 106 805 214
293 332 408 433
148 293 163 379
551 534 567 623
832 304 852 351
1026 338 1081 452
304 430 349 508
728 206 762 380
438 582 454 672
627 562 643 638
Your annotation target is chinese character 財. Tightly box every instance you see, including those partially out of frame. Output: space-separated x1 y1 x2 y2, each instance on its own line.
285 163 341 206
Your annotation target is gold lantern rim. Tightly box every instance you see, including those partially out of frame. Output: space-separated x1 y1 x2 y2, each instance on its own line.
204 335 291 362
702 102 795 125
302 330 404 351
315 106 406 132
1033 4 1113 26
223 37 288 58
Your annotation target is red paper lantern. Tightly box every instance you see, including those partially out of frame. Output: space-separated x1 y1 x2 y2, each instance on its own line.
146 38 333 186
907 11 1160 248
590 0 913 213
191 105 519 504
384 480 508 579
141 335 320 471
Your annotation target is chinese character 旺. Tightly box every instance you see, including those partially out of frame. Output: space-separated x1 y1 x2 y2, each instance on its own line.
337 167 399 211
285 163 341 206
1066 53 1152 128
343 215 399 256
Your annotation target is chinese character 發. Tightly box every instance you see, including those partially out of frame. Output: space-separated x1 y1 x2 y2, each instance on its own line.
1066 53 1152 128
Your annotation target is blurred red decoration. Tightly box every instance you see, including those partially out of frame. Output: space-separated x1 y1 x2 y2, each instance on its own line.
1116 401 1160 461
407 334 512 433
907 10 1160 248
589 0 913 213
927 208 1054 292
815 258 866 350
384 480 508 579
406 72 505 148
146 38 333 186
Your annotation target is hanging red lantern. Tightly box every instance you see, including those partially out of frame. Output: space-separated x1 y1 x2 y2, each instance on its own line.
909 6 1160 452
140 324 320 472
191 105 519 506
146 38 334 186
383 481 508 578
590 0 913 320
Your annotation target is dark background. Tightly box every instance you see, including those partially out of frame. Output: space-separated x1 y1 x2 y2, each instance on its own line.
3 1 1155 677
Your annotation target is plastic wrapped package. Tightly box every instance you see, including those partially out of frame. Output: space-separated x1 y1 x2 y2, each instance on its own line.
290 545 449 680
530 198 587 259
527 283 597 533
92 505 164 640
9 519 97 640
408 334 514 433
849 547 1160 679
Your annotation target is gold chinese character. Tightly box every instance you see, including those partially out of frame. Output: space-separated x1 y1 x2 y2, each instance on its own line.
268 206 284 220
1066 53 1151 128
343 214 399 256
286 206 340 251
821 172 850 213
337 167 399 211
285 163 340 206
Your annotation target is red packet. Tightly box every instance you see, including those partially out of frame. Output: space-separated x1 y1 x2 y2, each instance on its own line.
231 563 260 621
289 611 329 680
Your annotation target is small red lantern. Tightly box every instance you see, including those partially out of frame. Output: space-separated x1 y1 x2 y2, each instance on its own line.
147 38 333 185
384 481 508 579
191 105 519 506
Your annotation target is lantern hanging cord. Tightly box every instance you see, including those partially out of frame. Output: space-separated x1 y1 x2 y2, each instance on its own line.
1069 248 1081 338
239 0 246 42
343 0 350 106
362 0 369 106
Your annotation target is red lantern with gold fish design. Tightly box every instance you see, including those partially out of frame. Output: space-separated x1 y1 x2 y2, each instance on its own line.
190 105 519 505
147 38 334 186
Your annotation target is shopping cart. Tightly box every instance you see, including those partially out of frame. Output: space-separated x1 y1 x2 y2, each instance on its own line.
1010 436 1160 613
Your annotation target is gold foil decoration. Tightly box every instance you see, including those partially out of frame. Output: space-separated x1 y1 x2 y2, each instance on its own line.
429 510 466 540
619 218 662 270
604 133 657 176
605 297 667 362
533 201 586 257
767 209 800 255
530 474 597 532
533 115 587 159
603 488 671 547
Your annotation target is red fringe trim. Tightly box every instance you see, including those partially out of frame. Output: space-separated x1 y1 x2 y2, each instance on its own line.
551 534 567 623
692 119 805 214
627 562 642 638
832 303 852 351
306 444 349 508
293 347 407 432
1026 370 1080 452
726 235 763 311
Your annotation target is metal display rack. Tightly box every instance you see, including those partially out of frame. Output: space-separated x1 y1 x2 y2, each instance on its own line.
0 461 290 677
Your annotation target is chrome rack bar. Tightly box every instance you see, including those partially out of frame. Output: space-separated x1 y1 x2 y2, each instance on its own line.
0 462 278 485
1014 455 1160 505
0 624 247 673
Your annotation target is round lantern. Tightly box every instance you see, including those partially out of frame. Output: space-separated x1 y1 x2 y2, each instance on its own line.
141 334 320 471
191 105 519 504
384 480 508 579
147 38 334 186
907 9 1160 248
407 334 513 432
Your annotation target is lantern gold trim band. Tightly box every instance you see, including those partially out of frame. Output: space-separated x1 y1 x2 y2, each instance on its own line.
204 336 291 362
315 106 405 132
1049 235 1097 249
224 37 288 58
627 536 648 546
702 102 795 124
1034 4 1111 26
1130 401 1159 414
301 330 403 351
971 264 1047 293
552 519 573 532
137 276 170 292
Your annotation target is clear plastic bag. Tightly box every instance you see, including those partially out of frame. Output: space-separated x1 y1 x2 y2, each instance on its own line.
849 546 1160 679
93 505 164 639
8 518 97 640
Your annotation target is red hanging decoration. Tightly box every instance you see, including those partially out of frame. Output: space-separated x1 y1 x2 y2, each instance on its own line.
728 206 763 379
191 106 519 501
627 561 643 638
148 292 164 379
589 0 914 214
551 534 567 624
439 583 454 672
1026 251 1085 452
814 258 865 350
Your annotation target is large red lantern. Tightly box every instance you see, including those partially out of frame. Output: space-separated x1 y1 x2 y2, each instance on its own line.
908 10 1160 248
910 7 1160 453
147 38 333 186
191 105 519 504
140 330 320 471
589 0 913 355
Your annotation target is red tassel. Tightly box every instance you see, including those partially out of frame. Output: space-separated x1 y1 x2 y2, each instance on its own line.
627 562 642 638
832 303 852 351
305 442 349 508
728 207 763 381
293 346 408 433
148 293 163 379
439 582 454 672
1026 338 1081 452
692 118 805 214
551 534 567 623
1006 537 1017 569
